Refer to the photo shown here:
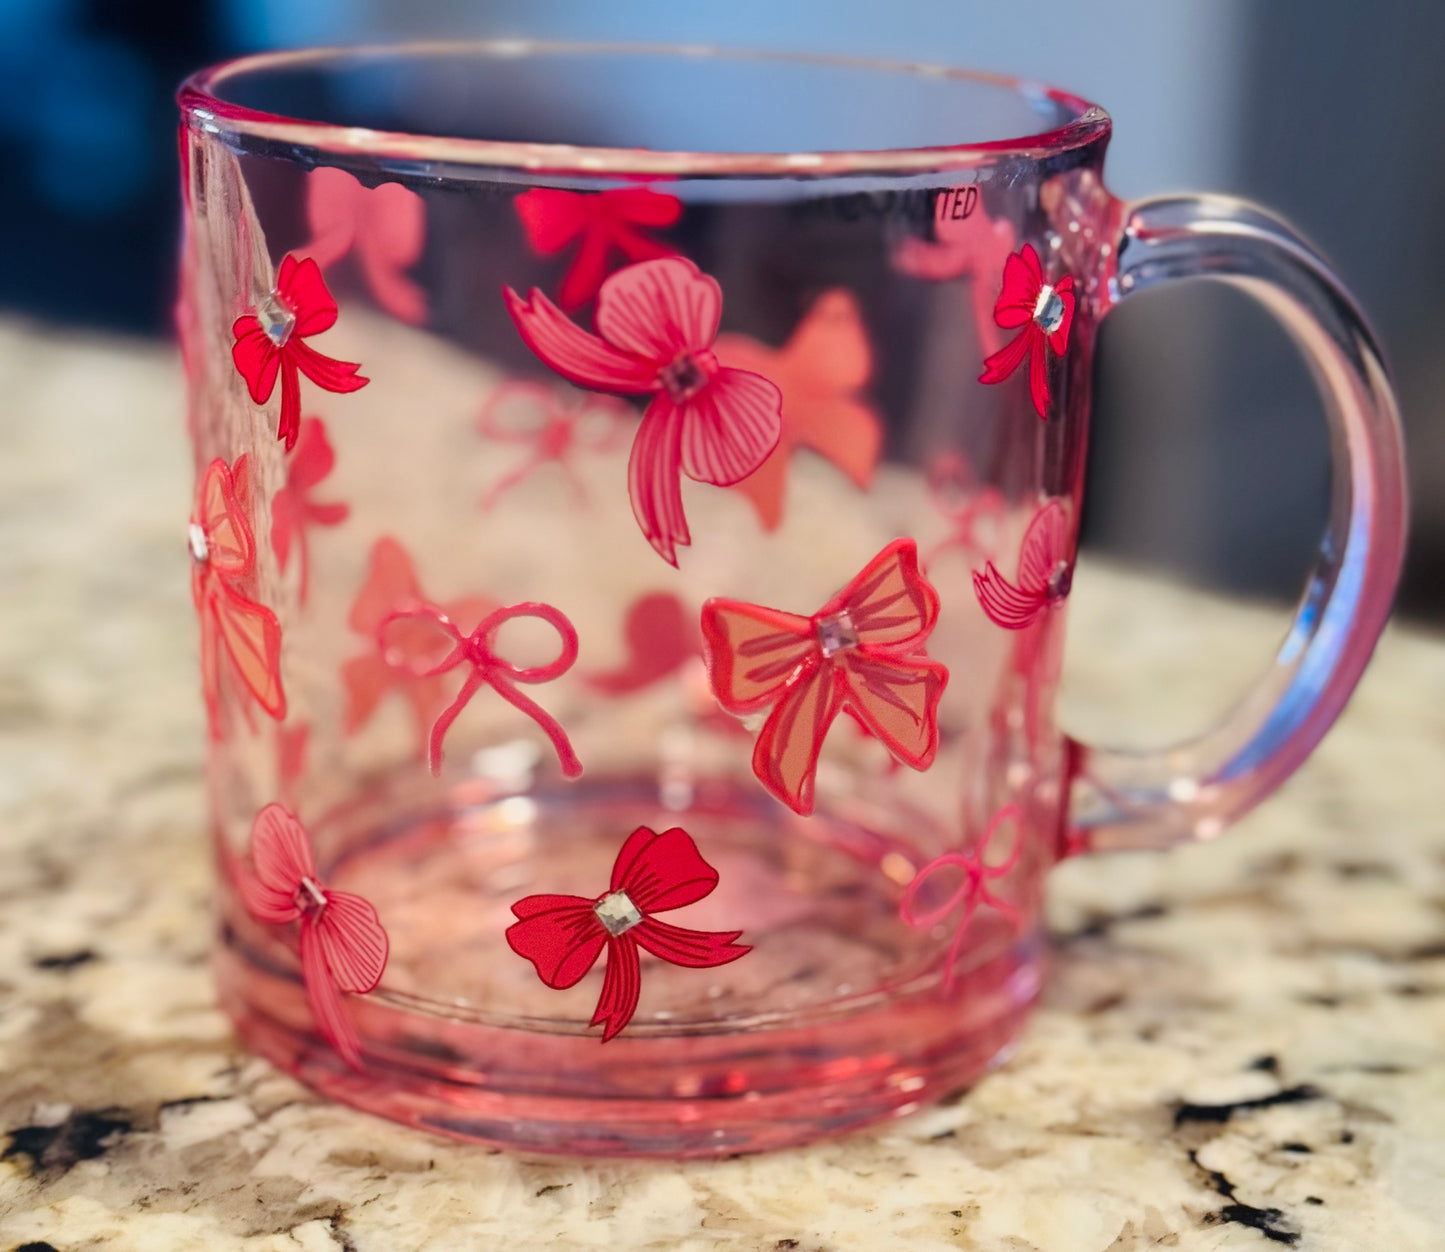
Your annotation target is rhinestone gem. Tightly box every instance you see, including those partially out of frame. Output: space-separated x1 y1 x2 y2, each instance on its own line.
257 290 296 346
658 353 707 403
594 890 643 936
1033 285 1066 335
187 522 209 564
816 609 860 658
1047 560 1073 601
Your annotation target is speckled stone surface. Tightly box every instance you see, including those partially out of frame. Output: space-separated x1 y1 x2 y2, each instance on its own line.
1 321 1442 1251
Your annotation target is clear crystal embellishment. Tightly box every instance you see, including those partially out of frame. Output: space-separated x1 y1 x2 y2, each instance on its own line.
257 290 296 346
594 890 643 936
296 876 328 913
1033 285 1066 335
816 609 859 658
187 522 209 564
1046 559 1073 601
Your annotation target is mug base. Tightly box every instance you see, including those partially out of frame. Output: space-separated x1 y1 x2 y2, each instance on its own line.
214 773 1041 1157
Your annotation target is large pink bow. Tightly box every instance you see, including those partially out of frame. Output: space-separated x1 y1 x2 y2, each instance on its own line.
505 256 783 566
701 539 949 816
506 825 750 1041
236 804 389 1070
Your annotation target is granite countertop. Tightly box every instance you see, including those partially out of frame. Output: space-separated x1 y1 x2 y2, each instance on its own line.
1 321 1442 1252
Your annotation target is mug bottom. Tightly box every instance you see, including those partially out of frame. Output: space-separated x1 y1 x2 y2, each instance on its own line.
214 772 1041 1157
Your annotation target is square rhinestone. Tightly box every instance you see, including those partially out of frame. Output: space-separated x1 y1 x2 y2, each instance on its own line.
593 890 643 936
815 609 859 658
257 290 297 346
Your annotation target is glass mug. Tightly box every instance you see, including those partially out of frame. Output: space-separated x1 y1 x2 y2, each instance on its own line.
177 44 1406 1157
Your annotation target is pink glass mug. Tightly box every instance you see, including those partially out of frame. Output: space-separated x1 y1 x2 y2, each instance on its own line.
177 43 1406 1157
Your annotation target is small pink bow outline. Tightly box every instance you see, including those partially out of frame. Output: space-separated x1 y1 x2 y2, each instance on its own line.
236 804 389 1070
977 244 1076 420
923 452 1008 572
900 805 1024 989
476 380 630 509
378 601 583 778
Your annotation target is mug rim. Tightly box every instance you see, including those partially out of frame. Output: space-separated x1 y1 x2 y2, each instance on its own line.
178 39 1112 178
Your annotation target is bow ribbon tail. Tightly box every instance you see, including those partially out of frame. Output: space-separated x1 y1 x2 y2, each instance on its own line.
300 916 366 1071
487 672 583 777
592 934 642 1042
634 917 751 969
426 665 485 776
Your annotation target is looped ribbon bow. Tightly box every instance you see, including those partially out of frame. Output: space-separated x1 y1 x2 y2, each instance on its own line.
899 805 1024 990
378 601 582 777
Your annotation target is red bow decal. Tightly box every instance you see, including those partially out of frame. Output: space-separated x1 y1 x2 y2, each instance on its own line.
977 244 1075 420
231 254 369 451
476 380 629 510
505 256 783 566
700 539 949 816
190 455 285 739
899 805 1023 989
514 187 681 311
270 416 349 604
303 166 427 325
506 825 750 1041
236 804 389 1070
378 602 582 778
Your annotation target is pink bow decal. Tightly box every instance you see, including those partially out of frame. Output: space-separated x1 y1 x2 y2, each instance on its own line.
476 380 629 509
700 539 949 816
923 452 1008 572
583 590 695 696
505 256 784 566
270 416 349 604
190 455 285 739
303 167 427 325
506 825 750 1041
378 602 583 778
899 805 1023 989
977 244 1075 420
236 804 389 1070
231 254 369 451
893 190 1017 356
514 187 681 311
972 498 1073 632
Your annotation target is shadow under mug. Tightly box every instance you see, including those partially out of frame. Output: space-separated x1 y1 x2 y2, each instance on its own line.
177 43 1406 1157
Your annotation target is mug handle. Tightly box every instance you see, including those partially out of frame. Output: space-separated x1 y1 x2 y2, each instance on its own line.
1064 195 1408 854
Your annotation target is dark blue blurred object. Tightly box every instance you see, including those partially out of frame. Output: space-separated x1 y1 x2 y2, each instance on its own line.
0 0 217 330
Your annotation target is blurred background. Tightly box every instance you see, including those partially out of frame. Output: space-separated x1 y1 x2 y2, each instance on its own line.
2 0 1440 619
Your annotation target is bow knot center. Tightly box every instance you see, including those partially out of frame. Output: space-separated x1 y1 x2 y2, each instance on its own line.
658 350 715 403
593 890 644 936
